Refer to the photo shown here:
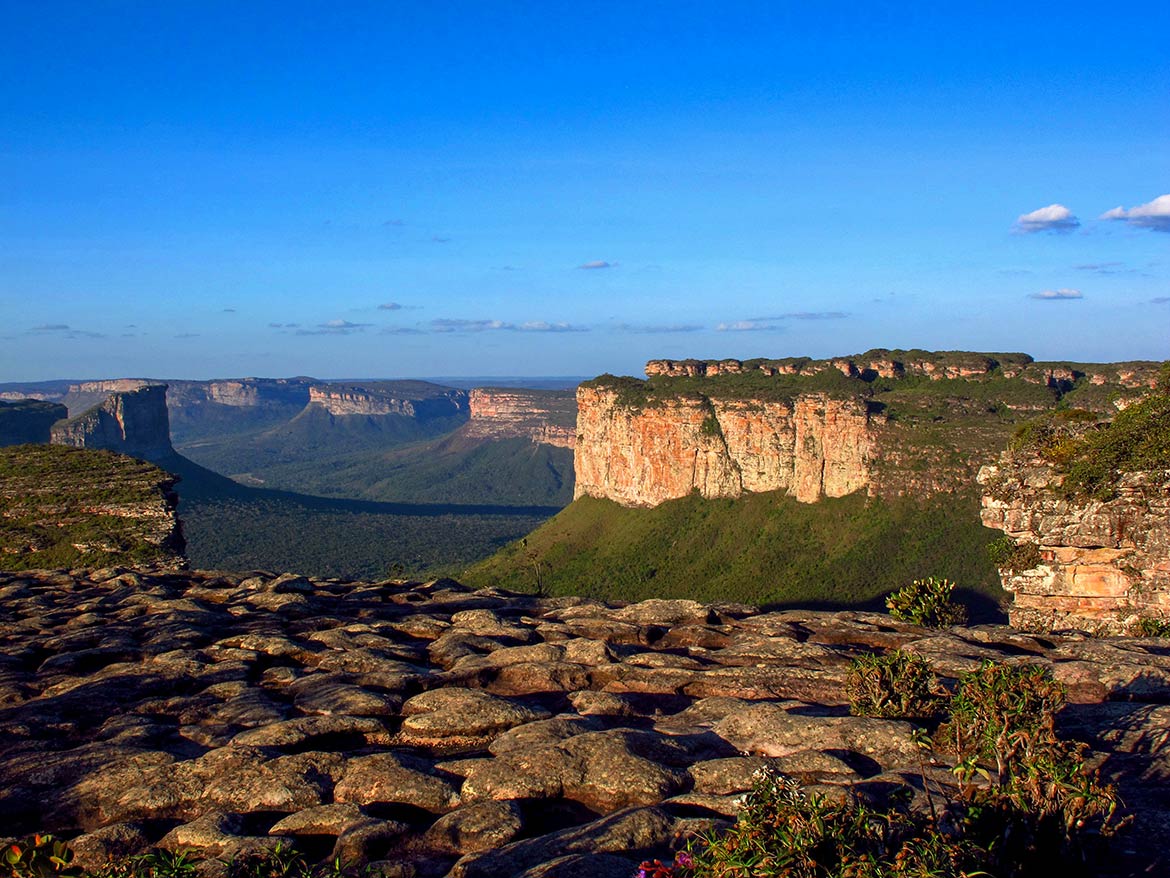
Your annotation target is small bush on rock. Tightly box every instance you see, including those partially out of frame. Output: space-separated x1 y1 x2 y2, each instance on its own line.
886 577 968 628
4 836 80 878
848 650 942 719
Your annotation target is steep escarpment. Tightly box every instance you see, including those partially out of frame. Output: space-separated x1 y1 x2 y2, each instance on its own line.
576 351 1162 509
2 569 1167 876
308 381 469 419
0 399 68 446
575 387 875 505
51 384 174 461
979 383 1170 633
464 388 577 448
166 378 313 442
0 445 184 570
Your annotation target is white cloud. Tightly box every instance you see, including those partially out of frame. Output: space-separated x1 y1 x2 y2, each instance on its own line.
296 319 373 336
615 323 704 334
577 260 614 270
378 302 403 311
431 318 588 333
715 319 782 331
1100 194 1170 232
1016 203 1080 233
1029 288 1083 300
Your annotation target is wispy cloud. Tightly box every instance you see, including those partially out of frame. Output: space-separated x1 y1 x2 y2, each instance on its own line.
174 333 200 339
383 219 405 227
715 319 782 331
269 322 301 329
296 319 374 336
615 323 704 334
431 235 452 243
29 323 105 339
381 326 426 335
1100 194 1170 232
751 311 847 321
222 308 237 313
1029 288 1083 300
1016 203 1080 234
577 260 614 270
378 302 403 311
431 318 588 334
1152 296 1170 305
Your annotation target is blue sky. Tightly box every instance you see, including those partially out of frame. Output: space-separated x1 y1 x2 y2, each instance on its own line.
2 2 1167 381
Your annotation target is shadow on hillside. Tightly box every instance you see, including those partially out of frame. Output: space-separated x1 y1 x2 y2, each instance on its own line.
760 587 1008 625
159 453 562 519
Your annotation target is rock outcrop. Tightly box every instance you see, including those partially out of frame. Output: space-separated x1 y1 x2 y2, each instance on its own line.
51 385 174 461
0 570 1166 877
574 387 877 505
464 389 576 449
0 399 68 446
308 383 469 420
979 454 1170 633
0 446 184 570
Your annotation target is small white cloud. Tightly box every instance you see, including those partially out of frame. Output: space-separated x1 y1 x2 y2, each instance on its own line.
1029 288 1083 300
378 302 403 311
1100 194 1170 232
296 319 373 336
1152 296 1170 305
1016 203 1080 234
517 321 588 333
715 319 782 331
577 260 614 270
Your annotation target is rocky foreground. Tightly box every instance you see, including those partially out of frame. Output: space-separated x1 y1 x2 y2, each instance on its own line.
1 569 1168 877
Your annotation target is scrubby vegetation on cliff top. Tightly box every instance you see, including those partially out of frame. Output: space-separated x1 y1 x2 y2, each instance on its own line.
1010 364 1170 500
0 445 182 571
464 490 1007 615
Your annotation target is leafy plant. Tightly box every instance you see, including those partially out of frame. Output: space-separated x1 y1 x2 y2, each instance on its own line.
3 836 81 878
938 662 1121 872
847 649 943 719
1126 616 1170 637
655 764 985 878
987 537 1042 573
886 577 969 628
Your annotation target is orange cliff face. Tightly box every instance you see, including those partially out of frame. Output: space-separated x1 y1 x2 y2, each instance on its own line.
573 386 878 506
464 389 576 449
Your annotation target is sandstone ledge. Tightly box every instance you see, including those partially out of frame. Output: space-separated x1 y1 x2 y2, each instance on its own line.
1 569 1167 877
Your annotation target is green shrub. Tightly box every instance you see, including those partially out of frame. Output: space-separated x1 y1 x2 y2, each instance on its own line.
939 662 1120 871
847 650 942 719
987 537 1042 573
672 765 984 878
1126 616 1170 637
886 577 968 627
3 836 81 878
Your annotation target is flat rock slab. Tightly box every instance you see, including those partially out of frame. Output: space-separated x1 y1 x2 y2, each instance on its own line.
1 571 1168 878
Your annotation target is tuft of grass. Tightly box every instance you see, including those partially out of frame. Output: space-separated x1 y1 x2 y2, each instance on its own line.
848 650 943 719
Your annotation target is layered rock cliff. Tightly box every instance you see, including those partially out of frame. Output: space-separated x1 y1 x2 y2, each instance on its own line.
51 384 174 461
0 399 68 446
574 387 877 505
308 382 469 420
0 445 184 570
576 352 1163 509
980 454 1170 634
464 388 577 448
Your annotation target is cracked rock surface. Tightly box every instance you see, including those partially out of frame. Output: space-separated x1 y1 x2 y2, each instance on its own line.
1 568 1168 877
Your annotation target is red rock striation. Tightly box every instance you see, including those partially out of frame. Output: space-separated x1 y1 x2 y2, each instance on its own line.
464 389 577 449
979 453 1170 633
574 387 877 506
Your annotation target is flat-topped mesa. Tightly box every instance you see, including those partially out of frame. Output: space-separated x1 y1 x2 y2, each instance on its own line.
644 351 1164 392
575 386 877 506
979 453 1170 633
307 382 469 419
51 384 174 462
167 377 314 409
464 388 577 448
0 444 184 570
0 399 68 446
